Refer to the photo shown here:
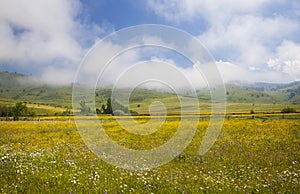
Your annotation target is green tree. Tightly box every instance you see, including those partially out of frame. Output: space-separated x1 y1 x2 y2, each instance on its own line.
79 100 90 114
96 108 101 114
62 108 71 116
100 98 135 116
101 98 113 115
106 98 113 114
12 102 27 120
28 109 36 117
0 105 9 117
281 107 296 113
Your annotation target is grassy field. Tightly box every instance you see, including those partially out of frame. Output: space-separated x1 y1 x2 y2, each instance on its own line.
0 98 68 116
1 72 300 192
0 117 299 193
129 96 300 115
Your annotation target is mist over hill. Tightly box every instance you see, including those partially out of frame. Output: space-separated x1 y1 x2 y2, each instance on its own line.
1 71 300 109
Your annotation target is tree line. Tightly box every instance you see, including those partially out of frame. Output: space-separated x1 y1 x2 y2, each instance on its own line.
79 98 138 116
0 102 35 120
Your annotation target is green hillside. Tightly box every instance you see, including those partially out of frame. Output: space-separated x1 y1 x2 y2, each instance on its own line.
0 71 299 115
224 81 300 104
0 72 72 108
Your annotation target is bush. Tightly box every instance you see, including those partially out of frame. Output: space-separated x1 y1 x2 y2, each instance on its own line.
12 102 28 120
281 107 296 113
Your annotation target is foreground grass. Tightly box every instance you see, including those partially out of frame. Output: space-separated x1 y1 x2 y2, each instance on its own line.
0 119 299 193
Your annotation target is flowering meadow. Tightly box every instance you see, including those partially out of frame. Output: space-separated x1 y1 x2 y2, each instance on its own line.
0 118 299 193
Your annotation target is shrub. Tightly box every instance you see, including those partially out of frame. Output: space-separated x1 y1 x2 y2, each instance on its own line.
281 107 296 113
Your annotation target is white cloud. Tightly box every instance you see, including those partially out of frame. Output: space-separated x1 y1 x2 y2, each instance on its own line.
199 15 298 66
199 8 299 73
216 61 247 82
0 0 80 62
146 0 272 23
147 0 300 82
40 66 76 85
0 0 106 84
77 37 209 90
1 0 299 86
79 34 293 89
217 60 292 83
76 35 172 86
267 41 300 80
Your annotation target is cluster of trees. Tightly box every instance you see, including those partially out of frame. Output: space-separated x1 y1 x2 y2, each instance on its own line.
79 98 137 116
287 87 300 100
250 93 265 98
99 98 113 115
96 98 137 116
54 108 71 116
0 102 35 120
79 100 91 114
281 107 297 113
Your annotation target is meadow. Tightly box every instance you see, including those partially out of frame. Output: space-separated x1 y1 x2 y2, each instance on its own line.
0 117 299 193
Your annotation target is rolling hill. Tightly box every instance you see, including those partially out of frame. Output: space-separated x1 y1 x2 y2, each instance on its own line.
0 71 299 115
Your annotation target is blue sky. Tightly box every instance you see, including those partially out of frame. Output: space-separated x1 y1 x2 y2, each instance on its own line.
0 0 300 84
80 0 208 35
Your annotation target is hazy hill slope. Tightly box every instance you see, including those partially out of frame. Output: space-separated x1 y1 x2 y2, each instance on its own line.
0 72 72 108
0 72 177 109
224 81 300 104
0 72 300 109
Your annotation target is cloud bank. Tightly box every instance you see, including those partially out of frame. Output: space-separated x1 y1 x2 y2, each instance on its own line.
1 0 300 86
146 0 300 82
0 0 108 84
